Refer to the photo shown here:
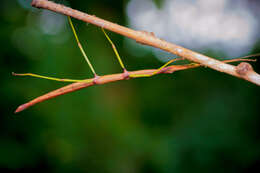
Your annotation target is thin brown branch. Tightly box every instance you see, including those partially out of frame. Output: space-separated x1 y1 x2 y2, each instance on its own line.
31 0 260 85
15 59 255 113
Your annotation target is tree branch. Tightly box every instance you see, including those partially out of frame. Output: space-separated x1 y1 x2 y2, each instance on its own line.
31 0 260 86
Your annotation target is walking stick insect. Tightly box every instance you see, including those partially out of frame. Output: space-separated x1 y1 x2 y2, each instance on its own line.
13 16 258 113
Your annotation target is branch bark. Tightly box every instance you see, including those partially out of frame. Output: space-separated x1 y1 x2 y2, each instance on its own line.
31 0 260 86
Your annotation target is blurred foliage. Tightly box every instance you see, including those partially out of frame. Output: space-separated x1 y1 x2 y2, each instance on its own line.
0 0 260 173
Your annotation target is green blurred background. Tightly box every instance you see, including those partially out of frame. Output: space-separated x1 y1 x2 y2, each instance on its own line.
1 0 260 172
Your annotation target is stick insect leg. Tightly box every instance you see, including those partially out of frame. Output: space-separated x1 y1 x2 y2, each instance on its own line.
102 28 186 78
13 17 99 84
68 16 98 77
130 58 183 78
102 28 130 79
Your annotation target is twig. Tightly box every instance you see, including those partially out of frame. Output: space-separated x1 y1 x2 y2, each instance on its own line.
31 0 260 85
14 59 255 113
